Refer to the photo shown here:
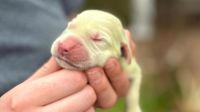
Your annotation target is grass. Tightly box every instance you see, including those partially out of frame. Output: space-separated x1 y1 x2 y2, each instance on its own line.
96 73 180 112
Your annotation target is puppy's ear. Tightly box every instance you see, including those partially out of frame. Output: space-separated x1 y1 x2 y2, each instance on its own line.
121 43 132 64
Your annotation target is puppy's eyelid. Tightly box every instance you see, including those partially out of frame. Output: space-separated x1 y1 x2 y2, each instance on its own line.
90 32 102 42
91 37 102 41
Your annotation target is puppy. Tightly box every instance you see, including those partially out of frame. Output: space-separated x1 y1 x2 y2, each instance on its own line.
51 10 142 112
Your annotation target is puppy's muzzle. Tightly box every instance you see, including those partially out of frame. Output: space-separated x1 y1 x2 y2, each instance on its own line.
57 37 88 62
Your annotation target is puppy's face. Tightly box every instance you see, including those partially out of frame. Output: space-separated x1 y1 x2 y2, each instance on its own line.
51 10 127 70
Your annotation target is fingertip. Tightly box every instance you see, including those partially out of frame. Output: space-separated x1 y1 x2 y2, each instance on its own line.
85 86 97 103
37 57 62 74
98 91 117 109
105 58 117 69
47 57 61 69
104 58 121 77
124 29 130 37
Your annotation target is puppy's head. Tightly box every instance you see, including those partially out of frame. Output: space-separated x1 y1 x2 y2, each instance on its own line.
51 10 132 70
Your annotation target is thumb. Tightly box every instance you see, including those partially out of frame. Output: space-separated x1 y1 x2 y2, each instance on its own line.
26 57 62 82
124 29 136 56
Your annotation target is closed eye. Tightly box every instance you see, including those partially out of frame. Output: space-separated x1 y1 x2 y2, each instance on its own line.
90 32 103 42
92 37 103 42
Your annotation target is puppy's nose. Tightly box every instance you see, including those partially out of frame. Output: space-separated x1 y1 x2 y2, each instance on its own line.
58 38 81 55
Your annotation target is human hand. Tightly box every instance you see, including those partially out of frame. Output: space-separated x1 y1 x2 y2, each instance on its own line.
0 30 135 111
0 57 96 112
85 30 135 108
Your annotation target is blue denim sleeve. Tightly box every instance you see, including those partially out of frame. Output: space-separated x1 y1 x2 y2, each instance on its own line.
0 0 67 95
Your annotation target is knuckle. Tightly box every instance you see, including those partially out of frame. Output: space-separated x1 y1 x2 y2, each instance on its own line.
87 69 106 86
0 96 15 112
89 74 108 93
87 67 102 76
95 78 107 92
10 97 24 112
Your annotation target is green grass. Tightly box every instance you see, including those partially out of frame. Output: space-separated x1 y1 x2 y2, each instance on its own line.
96 73 180 112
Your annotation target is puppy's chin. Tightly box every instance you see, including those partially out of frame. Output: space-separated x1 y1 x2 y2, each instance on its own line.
55 57 89 71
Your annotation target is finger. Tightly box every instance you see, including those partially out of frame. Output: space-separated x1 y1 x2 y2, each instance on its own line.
85 107 95 112
104 58 130 97
26 57 61 82
41 86 96 112
86 67 117 108
12 70 87 107
124 29 136 55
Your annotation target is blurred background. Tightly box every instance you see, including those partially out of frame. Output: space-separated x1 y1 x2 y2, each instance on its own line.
71 0 200 112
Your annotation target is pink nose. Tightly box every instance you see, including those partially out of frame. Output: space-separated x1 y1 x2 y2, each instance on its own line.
57 37 88 62
58 37 81 55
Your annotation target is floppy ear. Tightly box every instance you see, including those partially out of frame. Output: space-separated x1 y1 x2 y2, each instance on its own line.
121 43 132 64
